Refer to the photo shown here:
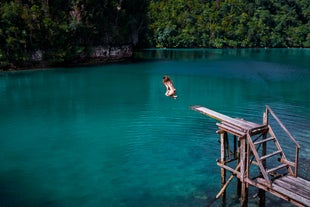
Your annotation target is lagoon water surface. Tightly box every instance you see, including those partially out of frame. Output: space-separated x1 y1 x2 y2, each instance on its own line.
0 49 309 207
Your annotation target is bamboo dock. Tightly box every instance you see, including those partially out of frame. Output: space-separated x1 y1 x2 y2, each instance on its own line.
191 105 310 207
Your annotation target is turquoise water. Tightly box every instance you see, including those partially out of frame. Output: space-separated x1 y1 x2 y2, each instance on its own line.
0 49 309 207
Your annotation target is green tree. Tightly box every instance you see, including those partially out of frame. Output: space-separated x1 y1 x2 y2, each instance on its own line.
0 2 28 64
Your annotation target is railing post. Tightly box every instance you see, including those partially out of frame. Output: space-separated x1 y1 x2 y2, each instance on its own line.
264 106 269 126
295 147 299 177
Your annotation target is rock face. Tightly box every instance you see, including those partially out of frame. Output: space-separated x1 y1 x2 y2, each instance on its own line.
90 45 133 60
31 50 44 62
1 45 133 71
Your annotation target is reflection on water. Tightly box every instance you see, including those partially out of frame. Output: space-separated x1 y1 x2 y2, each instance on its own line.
0 49 309 207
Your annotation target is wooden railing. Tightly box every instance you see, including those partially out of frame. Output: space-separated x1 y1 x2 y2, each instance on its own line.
265 105 300 177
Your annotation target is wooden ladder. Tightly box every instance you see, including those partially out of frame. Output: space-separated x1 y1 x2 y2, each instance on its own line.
247 126 293 186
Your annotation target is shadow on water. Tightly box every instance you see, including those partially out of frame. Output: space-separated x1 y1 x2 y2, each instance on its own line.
0 171 65 207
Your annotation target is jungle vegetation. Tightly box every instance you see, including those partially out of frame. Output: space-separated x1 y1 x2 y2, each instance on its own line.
147 0 310 48
0 0 309 68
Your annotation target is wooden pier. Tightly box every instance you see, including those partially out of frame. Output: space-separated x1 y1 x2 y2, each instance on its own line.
191 105 310 207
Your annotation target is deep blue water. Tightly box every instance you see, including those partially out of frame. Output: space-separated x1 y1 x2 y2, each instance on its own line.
0 49 309 207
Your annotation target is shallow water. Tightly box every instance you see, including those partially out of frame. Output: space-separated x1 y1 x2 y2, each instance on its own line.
0 49 309 207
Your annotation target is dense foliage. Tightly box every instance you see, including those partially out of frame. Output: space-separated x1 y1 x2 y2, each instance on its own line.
0 0 309 67
147 0 310 48
0 0 147 67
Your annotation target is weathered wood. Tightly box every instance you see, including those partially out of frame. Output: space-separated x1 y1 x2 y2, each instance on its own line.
267 125 294 175
216 163 241 199
205 164 241 207
255 177 308 207
271 182 310 206
191 105 308 207
259 150 282 160
249 125 269 135
273 178 310 198
266 164 288 174
191 105 263 131
217 162 241 176
246 133 271 185
241 181 248 207
266 105 300 148
279 176 310 195
266 105 300 176
258 176 310 207
253 136 275 145
280 158 296 168
236 118 259 128
220 132 227 202
240 138 246 183
191 105 237 123
216 123 246 137
234 135 237 158
258 131 267 207
295 147 300 177
223 120 246 131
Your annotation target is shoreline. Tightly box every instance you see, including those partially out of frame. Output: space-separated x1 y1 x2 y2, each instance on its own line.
0 57 133 72
1 45 133 72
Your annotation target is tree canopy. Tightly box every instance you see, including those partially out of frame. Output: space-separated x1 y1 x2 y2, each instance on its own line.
0 0 148 67
147 0 310 48
0 0 309 68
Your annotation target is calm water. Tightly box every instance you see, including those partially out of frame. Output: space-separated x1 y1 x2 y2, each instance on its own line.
0 49 309 207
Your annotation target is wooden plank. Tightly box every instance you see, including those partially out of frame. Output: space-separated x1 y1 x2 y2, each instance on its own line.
236 118 268 134
256 178 305 206
272 182 310 206
260 150 282 160
274 177 310 198
235 118 262 129
222 121 246 132
266 163 288 174
216 123 246 137
253 136 275 145
280 176 310 194
191 105 236 123
217 162 241 176
226 118 257 131
296 177 310 186
191 105 263 131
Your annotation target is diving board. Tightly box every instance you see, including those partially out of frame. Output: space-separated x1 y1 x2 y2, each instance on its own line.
191 105 309 207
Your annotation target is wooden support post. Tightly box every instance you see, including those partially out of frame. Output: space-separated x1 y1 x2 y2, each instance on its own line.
234 135 237 158
226 135 231 159
240 137 248 207
258 188 266 207
241 182 248 207
237 137 241 197
220 132 227 204
258 114 268 207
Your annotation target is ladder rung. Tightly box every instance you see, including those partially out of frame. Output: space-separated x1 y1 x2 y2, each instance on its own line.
260 150 282 160
266 164 288 174
254 137 275 145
